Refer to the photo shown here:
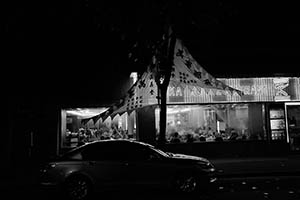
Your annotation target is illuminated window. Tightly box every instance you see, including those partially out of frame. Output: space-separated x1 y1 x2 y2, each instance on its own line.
155 103 266 143
61 108 137 148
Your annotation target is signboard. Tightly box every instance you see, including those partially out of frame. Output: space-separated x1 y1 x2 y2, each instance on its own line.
273 78 291 101
167 77 300 104
270 109 285 119
270 119 286 129
167 86 184 102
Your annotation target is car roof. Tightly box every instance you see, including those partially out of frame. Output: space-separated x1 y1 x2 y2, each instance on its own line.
87 139 155 148
66 139 154 154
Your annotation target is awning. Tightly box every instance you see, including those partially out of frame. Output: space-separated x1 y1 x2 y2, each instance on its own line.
90 38 244 124
169 38 244 96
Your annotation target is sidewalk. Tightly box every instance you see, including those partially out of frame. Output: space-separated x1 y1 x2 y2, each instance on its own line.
210 154 300 178
0 161 40 189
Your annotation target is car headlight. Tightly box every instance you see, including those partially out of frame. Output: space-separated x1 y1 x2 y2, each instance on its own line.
40 163 56 173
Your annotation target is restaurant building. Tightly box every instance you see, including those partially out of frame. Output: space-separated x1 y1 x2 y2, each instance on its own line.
60 76 300 157
159 76 300 157
58 39 300 157
58 39 300 156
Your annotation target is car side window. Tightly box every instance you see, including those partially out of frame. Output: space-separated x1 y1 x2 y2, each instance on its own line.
62 148 83 161
121 144 160 161
68 152 83 160
81 143 126 161
80 142 161 161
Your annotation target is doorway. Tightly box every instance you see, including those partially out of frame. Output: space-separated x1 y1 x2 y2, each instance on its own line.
285 102 300 151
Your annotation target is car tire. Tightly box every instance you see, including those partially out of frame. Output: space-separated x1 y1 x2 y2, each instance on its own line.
173 173 199 194
64 175 93 200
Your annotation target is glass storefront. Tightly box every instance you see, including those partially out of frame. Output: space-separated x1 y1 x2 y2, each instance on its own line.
59 77 299 153
61 108 136 148
156 103 267 143
286 103 300 151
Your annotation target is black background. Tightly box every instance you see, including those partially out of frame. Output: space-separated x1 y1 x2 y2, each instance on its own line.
4 1 300 104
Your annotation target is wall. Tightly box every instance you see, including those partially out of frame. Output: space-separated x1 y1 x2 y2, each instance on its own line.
136 106 156 145
160 140 290 159
4 97 60 185
248 103 265 139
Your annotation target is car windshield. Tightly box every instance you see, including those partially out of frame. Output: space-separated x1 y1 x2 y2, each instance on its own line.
127 140 171 158
58 145 86 160
150 147 170 158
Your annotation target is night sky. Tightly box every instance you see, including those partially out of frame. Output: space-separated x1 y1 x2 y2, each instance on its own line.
4 1 300 104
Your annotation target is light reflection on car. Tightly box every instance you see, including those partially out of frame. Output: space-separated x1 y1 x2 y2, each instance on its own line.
39 139 217 200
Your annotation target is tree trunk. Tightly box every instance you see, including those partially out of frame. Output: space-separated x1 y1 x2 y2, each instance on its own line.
157 26 176 146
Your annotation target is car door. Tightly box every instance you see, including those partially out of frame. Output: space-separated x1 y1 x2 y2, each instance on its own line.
122 144 175 188
80 143 129 188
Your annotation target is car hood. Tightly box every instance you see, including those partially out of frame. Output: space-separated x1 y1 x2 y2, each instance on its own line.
169 153 210 163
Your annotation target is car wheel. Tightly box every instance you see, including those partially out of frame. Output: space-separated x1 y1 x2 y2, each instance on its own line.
173 174 199 194
64 175 92 200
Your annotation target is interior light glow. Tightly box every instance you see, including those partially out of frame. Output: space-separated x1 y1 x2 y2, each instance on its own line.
66 108 108 118
130 72 138 84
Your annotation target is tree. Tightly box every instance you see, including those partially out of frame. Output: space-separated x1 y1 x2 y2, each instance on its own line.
79 0 241 143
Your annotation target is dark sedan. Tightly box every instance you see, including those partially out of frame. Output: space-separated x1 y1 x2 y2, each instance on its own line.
39 139 217 200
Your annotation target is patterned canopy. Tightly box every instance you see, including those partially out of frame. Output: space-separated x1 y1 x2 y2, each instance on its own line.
86 38 243 124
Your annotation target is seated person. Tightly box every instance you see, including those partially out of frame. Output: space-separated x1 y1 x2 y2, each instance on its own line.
170 132 181 143
185 133 195 143
229 130 238 140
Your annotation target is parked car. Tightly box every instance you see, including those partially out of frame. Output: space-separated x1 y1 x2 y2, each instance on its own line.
39 139 217 200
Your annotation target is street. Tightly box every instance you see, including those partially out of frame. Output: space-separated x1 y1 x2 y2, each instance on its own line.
2 155 300 200
1 175 299 200
214 175 300 200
